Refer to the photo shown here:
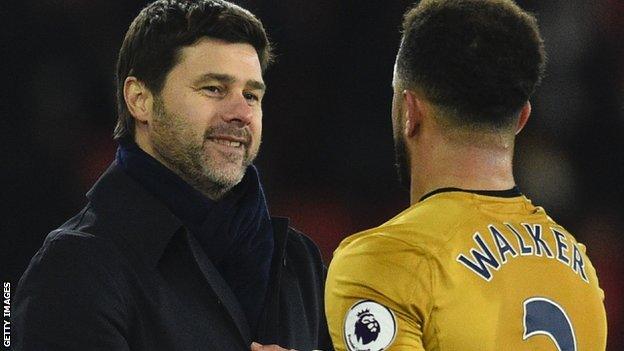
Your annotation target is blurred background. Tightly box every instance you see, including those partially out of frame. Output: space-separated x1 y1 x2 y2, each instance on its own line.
2 0 622 348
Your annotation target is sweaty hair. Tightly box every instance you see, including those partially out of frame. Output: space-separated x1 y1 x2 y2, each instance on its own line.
114 0 273 140
396 0 545 129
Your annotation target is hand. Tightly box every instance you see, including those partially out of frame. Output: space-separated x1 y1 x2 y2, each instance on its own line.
250 341 298 351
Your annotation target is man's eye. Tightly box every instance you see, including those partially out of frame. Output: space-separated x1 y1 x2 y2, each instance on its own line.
244 92 259 103
202 86 223 94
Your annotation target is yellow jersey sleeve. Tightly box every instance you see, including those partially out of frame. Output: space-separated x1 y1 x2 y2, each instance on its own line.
325 230 436 351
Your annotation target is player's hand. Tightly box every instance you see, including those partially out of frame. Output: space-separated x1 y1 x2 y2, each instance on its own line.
250 341 297 351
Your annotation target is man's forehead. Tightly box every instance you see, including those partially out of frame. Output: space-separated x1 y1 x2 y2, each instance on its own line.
175 38 263 80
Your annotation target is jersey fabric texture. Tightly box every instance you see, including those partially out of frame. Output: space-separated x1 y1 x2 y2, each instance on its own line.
326 189 607 351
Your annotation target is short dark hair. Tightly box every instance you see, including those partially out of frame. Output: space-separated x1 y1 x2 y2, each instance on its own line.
396 0 545 129
114 0 273 140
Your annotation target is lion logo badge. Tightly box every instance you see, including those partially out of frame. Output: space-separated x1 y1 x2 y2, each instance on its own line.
344 300 397 351
354 309 381 344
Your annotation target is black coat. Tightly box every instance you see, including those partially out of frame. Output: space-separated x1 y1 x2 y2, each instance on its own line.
14 163 332 350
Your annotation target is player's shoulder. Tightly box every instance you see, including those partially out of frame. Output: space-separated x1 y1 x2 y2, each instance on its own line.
335 196 471 257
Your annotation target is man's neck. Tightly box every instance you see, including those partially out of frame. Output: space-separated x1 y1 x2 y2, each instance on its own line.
409 140 516 204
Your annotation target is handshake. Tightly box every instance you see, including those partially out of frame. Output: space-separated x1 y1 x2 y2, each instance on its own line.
250 342 295 351
250 342 323 351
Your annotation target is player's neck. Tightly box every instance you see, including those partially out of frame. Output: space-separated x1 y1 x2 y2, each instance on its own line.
409 140 516 205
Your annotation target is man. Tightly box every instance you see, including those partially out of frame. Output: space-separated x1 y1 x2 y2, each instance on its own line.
325 1 607 350
14 1 331 350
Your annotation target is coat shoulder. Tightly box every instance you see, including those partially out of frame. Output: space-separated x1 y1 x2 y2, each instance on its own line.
286 226 324 264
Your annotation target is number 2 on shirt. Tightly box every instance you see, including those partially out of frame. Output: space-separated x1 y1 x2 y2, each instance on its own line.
523 297 577 351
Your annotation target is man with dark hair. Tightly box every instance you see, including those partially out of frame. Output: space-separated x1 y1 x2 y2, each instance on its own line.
325 1 607 350
14 1 331 350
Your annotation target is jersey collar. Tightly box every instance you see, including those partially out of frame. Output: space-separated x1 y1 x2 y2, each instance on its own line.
419 186 522 202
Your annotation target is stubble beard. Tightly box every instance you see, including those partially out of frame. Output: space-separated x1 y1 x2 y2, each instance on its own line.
150 98 258 200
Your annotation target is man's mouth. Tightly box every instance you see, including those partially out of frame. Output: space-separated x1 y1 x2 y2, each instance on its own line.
211 138 242 147
207 135 248 149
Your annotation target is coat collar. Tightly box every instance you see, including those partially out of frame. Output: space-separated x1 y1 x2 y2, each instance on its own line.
86 161 184 267
86 161 291 269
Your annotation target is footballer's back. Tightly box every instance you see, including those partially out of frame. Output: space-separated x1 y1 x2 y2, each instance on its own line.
326 189 607 351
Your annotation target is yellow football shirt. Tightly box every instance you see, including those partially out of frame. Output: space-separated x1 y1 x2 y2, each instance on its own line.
326 189 607 351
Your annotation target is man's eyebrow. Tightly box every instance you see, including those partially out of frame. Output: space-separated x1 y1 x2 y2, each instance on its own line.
247 80 266 92
195 73 265 91
195 73 236 85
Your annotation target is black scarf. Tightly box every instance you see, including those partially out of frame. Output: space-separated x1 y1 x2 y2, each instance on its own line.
116 139 274 335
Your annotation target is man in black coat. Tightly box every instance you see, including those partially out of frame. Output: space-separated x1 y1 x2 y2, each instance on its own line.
14 1 332 350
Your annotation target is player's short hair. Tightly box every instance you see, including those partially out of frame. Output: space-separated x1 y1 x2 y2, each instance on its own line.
114 0 273 140
396 0 545 129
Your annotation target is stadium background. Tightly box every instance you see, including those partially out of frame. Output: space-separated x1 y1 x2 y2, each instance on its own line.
2 0 622 348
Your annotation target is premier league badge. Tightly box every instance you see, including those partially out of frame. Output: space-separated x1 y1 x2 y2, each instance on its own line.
344 300 397 351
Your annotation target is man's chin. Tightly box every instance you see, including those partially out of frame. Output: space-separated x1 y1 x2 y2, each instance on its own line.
202 164 247 187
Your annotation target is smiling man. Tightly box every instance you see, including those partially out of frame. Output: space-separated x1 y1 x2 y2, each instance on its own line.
133 39 265 200
14 1 331 350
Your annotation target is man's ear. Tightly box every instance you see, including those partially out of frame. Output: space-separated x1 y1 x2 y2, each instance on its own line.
515 101 531 135
403 90 426 138
123 77 154 125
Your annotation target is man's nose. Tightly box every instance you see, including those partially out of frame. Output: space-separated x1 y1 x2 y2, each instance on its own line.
221 93 254 126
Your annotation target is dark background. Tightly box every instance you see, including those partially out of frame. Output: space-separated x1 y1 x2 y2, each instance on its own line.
3 0 623 348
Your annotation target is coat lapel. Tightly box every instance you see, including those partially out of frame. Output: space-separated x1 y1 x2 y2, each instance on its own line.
185 230 252 344
255 217 289 343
